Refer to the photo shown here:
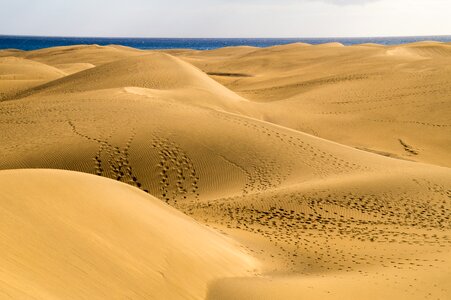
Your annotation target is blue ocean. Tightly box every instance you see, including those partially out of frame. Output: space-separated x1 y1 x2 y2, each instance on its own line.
1 35 451 51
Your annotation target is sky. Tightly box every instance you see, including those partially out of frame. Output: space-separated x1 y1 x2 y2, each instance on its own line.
0 0 450 38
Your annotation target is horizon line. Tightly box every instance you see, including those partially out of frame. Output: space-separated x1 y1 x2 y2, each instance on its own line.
1 33 451 40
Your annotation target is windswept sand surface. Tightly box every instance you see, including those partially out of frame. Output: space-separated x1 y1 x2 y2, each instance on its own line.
0 42 450 299
0 169 256 299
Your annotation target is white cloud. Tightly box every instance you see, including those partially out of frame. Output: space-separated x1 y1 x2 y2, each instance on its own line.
0 0 449 37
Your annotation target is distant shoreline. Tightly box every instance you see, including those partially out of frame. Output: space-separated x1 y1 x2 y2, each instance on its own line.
1 34 450 51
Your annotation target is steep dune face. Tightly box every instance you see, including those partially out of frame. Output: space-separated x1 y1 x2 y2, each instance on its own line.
0 43 450 299
0 169 256 300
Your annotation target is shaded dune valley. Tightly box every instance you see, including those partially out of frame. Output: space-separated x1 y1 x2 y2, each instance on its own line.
0 41 450 299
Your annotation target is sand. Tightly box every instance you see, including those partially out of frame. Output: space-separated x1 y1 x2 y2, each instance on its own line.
0 42 450 299
0 169 256 299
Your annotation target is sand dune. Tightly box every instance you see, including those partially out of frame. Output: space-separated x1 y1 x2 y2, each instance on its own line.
0 169 256 299
19 44 141 67
0 56 65 99
9 52 248 109
0 48 24 58
52 62 96 75
0 42 450 299
174 41 451 167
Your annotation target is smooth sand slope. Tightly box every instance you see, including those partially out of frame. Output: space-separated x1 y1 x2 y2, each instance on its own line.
0 169 256 300
0 56 65 99
0 42 450 299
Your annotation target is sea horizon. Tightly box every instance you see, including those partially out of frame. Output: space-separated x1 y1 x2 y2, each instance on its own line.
1 34 450 51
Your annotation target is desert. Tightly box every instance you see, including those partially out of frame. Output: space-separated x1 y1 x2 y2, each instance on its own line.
0 41 450 299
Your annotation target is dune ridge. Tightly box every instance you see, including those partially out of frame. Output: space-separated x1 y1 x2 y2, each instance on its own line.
0 56 66 99
0 169 257 300
0 42 450 299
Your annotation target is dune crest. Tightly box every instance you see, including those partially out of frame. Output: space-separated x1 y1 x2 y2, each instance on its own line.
11 52 249 110
0 169 257 300
0 42 450 299
0 56 65 99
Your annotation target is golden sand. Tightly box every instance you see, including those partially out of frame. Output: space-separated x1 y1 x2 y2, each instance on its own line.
0 42 450 299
